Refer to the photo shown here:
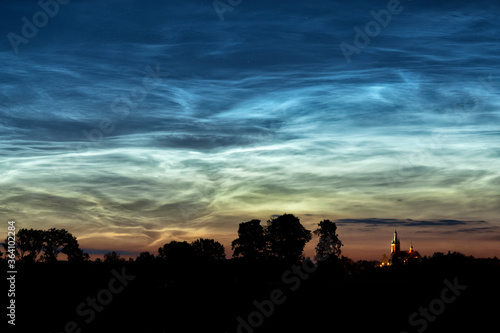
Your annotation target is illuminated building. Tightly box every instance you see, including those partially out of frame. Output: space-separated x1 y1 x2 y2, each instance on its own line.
381 229 421 266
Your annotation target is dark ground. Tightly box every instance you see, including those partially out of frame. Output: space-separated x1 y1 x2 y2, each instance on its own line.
5 255 499 333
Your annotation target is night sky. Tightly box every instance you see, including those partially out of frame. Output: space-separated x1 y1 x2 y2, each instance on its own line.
1 0 499 259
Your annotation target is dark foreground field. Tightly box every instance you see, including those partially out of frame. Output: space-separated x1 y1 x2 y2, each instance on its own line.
7 255 499 333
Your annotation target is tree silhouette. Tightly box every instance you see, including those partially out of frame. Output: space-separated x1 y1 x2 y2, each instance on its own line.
266 214 312 262
42 228 85 262
136 251 156 263
314 219 343 262
231 219 267 260
61 232 89 262
5 228 88 262
103 251 125 263
191 238 226 260
158 241 196 262
12 228 44 262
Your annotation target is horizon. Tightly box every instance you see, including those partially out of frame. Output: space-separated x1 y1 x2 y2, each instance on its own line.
2 0 500 262
13 217 497 262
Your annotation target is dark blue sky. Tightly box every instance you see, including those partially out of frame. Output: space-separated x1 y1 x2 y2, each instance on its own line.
1 0 499 259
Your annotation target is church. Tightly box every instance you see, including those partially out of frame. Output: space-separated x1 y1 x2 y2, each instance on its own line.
380 229 421 266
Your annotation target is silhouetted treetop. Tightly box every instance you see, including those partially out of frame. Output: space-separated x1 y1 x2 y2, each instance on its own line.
103 251 126 263
231 219 267 260
136 251 156 263
14 228 44 262
192 238 226 260
4 228 88 262
157 239 226 262
265 214 312 263
158 241 196 262
314 219 343 262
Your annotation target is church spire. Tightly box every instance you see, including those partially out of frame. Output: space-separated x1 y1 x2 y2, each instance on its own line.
392 229 399 244
391 229 400 254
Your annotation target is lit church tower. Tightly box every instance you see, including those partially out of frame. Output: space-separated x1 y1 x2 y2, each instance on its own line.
384 230 420 266
391 229 400 254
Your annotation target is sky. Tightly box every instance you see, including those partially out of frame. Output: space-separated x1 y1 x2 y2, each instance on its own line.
1 0 499 260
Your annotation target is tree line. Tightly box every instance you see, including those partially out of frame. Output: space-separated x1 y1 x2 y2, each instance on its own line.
2 227 89 262
2 214 343 264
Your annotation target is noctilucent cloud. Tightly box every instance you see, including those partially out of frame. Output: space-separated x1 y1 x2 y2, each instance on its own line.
1 0 499 259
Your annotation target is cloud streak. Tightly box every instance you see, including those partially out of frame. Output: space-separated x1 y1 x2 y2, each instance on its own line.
335 218 487 227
